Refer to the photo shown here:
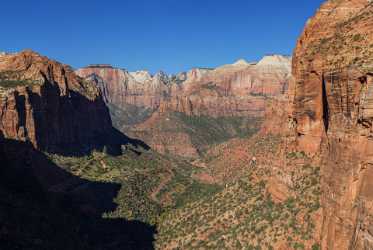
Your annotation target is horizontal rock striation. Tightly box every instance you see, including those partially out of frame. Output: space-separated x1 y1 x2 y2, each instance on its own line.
76 55 291 118
76 67 172 112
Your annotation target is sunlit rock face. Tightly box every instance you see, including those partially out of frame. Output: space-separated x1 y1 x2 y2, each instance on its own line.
290 0 373 248
76 55 291 117
76 66 172 111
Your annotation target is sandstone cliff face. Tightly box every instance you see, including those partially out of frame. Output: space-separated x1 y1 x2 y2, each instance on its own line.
291 0 373 248
76 55 291 118
76 66 173 112
0 51 112 155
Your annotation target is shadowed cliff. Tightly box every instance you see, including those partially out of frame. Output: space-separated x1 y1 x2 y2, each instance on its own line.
0 132 155 250
0 50 150 157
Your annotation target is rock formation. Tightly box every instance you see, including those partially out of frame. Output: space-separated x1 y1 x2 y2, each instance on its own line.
75 66 174 113
290 0 373 248
76 55 291 118
0 50 113 155
160 55 291 117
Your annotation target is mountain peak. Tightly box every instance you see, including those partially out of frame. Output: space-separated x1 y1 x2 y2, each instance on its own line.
257 55 291 67
233 59 250 66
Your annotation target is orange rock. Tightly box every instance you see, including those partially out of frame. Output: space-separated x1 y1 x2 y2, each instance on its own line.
76 55 291 118
291 0 373 248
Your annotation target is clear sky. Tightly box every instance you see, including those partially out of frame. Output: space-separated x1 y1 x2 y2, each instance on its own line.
1 0 324 74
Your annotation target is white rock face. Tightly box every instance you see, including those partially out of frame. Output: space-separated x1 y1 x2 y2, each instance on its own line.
232 59 251 66
215 58 257 72
185 68 212 82
78 54 292 92
129 70 152 83
256 55 291 70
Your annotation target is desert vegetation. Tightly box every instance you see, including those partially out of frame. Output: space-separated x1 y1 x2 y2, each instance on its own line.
0 71 40 88
48 147 222 225
156 162 320 249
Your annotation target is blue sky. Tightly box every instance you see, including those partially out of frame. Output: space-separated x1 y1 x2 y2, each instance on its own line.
1 0 324 73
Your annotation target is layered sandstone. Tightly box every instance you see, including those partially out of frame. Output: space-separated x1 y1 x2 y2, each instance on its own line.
290 0 373 248
75 67 174 112
0 50 112 154
156 56 290 117
76 55 291 118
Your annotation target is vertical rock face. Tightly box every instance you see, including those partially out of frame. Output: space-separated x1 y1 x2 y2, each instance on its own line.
158 56 291 117
76 66 172 111
291 0 373 248
0 50 112 155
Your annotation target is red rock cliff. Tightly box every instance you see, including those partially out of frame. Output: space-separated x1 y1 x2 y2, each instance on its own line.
76 56 291 118
0 50 112 154
291 0 373 248
76 67 171 111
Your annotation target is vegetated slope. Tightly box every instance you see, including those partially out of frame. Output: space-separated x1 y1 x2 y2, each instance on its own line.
49 146 221 225
130 111 262 158
108 102 154 131
156 133 321 250
0 111 221 249
0 136 155 250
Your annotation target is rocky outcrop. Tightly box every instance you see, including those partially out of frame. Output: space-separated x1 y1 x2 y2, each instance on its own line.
0 50 113 155
290 0 373 248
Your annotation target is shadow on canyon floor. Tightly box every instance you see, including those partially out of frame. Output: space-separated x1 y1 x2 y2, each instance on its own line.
0 134 155 250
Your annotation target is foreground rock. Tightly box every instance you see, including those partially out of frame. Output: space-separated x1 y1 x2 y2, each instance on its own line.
0 50 113 155
290 0 373 248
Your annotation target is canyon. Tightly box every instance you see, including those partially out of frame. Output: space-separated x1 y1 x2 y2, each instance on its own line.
0 0 373 249
76 55 291 158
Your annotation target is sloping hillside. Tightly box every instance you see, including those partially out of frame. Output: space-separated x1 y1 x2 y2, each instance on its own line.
156 134 322 250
